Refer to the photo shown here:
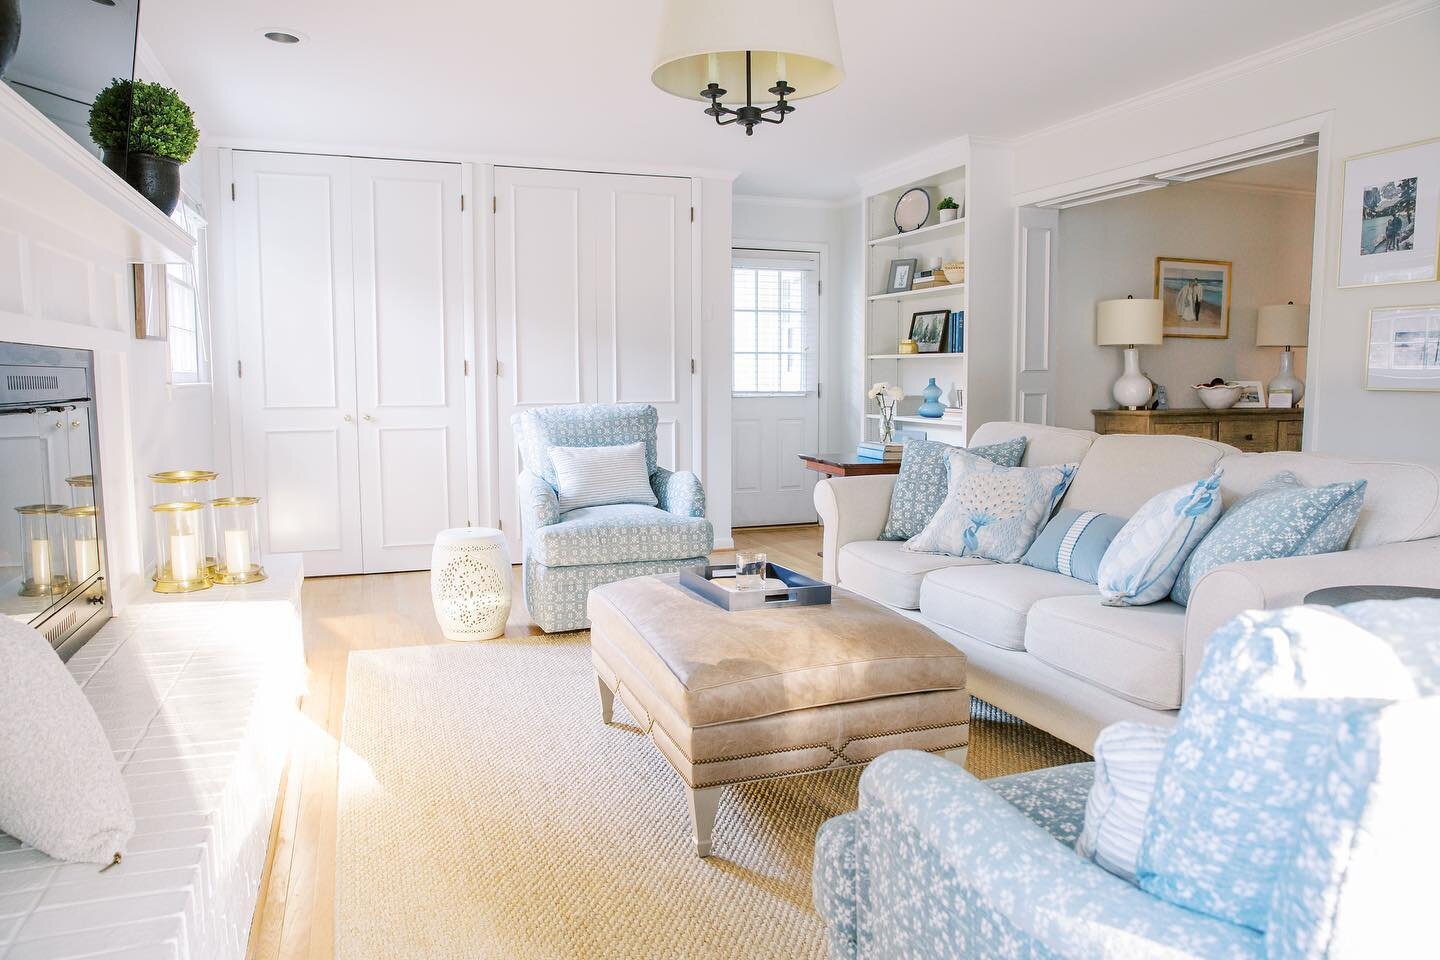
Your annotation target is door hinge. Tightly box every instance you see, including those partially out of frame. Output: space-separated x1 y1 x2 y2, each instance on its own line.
463 359 470 376
690 206 695 223
492 196 497 214
497 518 503 531
236 359 243 379
460 194 466 212
818 279 823 295
230 183 236 201
689 358 696 374
817 381 823 399
496 360 503 377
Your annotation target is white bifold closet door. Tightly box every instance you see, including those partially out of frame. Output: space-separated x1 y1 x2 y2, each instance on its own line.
232 151 467 575
493 166 694 554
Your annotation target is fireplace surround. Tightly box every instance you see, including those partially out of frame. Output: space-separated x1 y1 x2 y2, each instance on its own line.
0 341 110 658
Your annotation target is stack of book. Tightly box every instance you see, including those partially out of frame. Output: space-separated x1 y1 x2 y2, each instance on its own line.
947 312 965 353
856 440 903 463
940 407 964 423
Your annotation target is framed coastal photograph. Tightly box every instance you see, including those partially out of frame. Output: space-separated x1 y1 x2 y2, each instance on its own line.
909 309 948 353
1366 303 1440 391
886 258 917 294
1339 137 1440 288
1232 379 1266 408
1155 257 1231 339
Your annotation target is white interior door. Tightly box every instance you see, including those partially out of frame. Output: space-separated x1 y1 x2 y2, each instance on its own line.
351 158 468 573
233 151 363 576
730 250 821 527
1015 207 1059 424
493 167 693 554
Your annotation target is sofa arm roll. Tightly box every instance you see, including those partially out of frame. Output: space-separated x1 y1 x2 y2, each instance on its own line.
1182 538 1440 696
853 751 1263 958
813 475 898 583
517 470 561 533
651 467 706 518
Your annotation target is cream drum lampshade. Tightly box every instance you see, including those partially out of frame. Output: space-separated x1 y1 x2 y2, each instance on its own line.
1256 302 1310 348
651 0 844 102
1096 297 1164 346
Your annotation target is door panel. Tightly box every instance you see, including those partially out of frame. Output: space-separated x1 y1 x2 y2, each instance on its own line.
731 396 819 526
234 151 362 576
351 158 467 572
1015 207 1059 424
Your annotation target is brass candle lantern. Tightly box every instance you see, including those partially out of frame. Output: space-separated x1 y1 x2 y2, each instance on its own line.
151 501 212 593
149 470 218 573
16 504 69 597
65 474 95 507
62 504 102 585
210 496 265 584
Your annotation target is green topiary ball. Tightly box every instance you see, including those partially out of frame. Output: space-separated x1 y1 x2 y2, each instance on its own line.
88 78 200 164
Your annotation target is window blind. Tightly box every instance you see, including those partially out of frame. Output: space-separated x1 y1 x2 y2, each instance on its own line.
732 250 820 396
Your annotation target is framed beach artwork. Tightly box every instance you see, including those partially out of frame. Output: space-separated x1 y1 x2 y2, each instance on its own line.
1155 257 1231 339
1339 137 1440 288
1366 304 1440 391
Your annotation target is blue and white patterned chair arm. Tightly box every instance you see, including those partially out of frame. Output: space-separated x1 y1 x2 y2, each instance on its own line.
813 812 862 960
651 467 706 518
823 750 1264 959
516 470 561 533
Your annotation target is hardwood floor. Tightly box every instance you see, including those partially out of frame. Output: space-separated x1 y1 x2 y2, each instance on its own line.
244 524 822 960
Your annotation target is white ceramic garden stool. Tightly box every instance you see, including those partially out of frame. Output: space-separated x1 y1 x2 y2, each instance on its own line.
430 527 511 641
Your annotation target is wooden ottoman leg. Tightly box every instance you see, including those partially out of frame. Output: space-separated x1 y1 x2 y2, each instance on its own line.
688 785 724 858
596 673 614 724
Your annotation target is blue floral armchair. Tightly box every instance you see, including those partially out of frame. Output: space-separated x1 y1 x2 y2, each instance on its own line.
513 403 712 632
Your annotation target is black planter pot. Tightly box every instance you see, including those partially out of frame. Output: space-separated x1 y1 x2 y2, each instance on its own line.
0 0 20 79
101 147 127 177
125 153 181 216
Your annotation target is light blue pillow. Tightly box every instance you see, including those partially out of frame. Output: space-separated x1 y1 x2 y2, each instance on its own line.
1095 472 1223 606
904 448 1076 564
1137 600 1440 932
881 436 1028 540
1022 509 1128 584
1170 472 1366 606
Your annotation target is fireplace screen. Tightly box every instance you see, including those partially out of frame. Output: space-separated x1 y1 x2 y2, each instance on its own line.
0 343 110 658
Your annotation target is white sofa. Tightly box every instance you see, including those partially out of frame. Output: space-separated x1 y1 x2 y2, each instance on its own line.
814 421 1440 751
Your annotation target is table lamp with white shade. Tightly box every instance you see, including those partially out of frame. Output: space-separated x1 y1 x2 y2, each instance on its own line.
1257 301 1309 403
1096 296 1164 409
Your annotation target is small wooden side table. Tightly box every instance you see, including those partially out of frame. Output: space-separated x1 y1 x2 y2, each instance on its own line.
799 453 902 477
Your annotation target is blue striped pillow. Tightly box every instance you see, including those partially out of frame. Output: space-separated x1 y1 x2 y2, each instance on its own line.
1022 509 1128 583
549 442 657 512
1076 722 1170 883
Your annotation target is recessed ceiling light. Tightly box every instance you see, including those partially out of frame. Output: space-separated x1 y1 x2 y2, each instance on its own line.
264 31 302 44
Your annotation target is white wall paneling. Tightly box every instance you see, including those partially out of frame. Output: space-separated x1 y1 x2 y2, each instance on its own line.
1014 206 1058 423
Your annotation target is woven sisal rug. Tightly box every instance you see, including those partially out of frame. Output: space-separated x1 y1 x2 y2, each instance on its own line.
335 631 1088 959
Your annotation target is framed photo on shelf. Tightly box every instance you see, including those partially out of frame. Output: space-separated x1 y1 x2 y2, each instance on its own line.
1155 256 1231 339
1366 303 1440 391
1339 137 1440 288
886 258 918 294
1231 379 1266 408
909 309 949 353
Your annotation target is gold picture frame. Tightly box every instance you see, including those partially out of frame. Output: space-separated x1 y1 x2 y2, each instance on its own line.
1365 303 1440 391
1154 256 1232 339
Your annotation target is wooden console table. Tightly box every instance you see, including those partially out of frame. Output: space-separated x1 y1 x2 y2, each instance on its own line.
1092 407 1303 453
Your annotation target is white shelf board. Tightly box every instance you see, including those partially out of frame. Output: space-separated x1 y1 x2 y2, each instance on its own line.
0 83 194 263
866 413 966 427
868 352 965 360
867 283 964 303
868 217 966 247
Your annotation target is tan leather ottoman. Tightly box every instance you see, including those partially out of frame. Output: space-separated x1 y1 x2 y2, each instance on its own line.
587 574 969 857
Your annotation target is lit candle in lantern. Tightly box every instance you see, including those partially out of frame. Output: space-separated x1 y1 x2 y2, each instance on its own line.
30 538 52 589
73 537 99 581
223 528 250 578
170 532 201 581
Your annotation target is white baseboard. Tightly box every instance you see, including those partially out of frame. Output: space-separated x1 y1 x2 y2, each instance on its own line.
712 536 735 551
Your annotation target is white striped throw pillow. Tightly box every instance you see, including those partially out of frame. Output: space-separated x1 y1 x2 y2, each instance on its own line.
549 442 658 513
1075 722 1171 883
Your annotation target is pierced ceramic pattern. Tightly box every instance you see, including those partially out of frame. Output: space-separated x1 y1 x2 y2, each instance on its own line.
431 533 511 641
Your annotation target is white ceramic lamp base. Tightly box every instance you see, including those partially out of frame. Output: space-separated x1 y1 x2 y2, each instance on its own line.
1268 349 1305 404
1112 346 1154 409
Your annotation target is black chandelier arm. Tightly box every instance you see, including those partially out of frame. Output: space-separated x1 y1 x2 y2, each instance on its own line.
692 53 800 136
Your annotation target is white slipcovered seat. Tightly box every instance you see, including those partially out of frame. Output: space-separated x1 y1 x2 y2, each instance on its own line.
1025 596 1188 710
919 564 1096 652
836 539 989 610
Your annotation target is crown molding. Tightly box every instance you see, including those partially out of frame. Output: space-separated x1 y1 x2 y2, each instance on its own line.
1014 0 1439 147
1187 178 1316 200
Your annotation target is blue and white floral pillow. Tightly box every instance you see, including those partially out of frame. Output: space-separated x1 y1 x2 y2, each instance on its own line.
1169 471 1366 606
1095 472 1222 606
881 437 1028 540
903 448 1076 563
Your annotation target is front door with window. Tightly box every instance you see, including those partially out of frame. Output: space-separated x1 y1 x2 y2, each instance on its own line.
731 250 821 527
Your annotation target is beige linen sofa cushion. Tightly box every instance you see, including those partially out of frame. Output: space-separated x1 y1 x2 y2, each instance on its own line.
1024 595 1188 709
1215 452 1440 548
838 539 990 610
919 564 1096 652
1063 434 1233 517
970 421 1098 468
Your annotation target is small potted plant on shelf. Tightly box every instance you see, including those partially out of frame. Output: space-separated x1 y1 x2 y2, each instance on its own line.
89 78 199 215
937 196 960 223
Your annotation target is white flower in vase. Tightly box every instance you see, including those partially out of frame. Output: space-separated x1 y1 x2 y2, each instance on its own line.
867 382 904 443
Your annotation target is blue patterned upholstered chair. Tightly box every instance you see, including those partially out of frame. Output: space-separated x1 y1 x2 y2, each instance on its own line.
513 403 712 632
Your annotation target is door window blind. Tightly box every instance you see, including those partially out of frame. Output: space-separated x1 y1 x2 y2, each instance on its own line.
732 250 820 396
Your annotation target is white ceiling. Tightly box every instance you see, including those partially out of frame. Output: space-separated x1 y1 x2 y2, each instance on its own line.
140 0 1382 199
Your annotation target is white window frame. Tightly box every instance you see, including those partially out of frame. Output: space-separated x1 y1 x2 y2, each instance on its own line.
165 194 212 386
731 248 821 398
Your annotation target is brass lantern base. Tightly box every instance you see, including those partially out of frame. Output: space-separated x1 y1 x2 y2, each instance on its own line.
211 564 267 585
20 577 72 598
152 573 213 594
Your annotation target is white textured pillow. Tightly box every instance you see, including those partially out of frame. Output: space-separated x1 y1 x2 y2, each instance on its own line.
549 442 658 513
0 616 133 863
1076 721 1170 882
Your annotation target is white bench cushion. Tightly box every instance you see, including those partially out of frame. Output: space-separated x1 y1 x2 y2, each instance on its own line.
919 564 1096 651
837 539 988 610
1025 595 1188 709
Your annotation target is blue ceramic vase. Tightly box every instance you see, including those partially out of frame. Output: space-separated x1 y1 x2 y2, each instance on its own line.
917 378 945 418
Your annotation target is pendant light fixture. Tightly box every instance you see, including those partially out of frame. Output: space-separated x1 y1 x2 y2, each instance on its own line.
651 0 843 137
